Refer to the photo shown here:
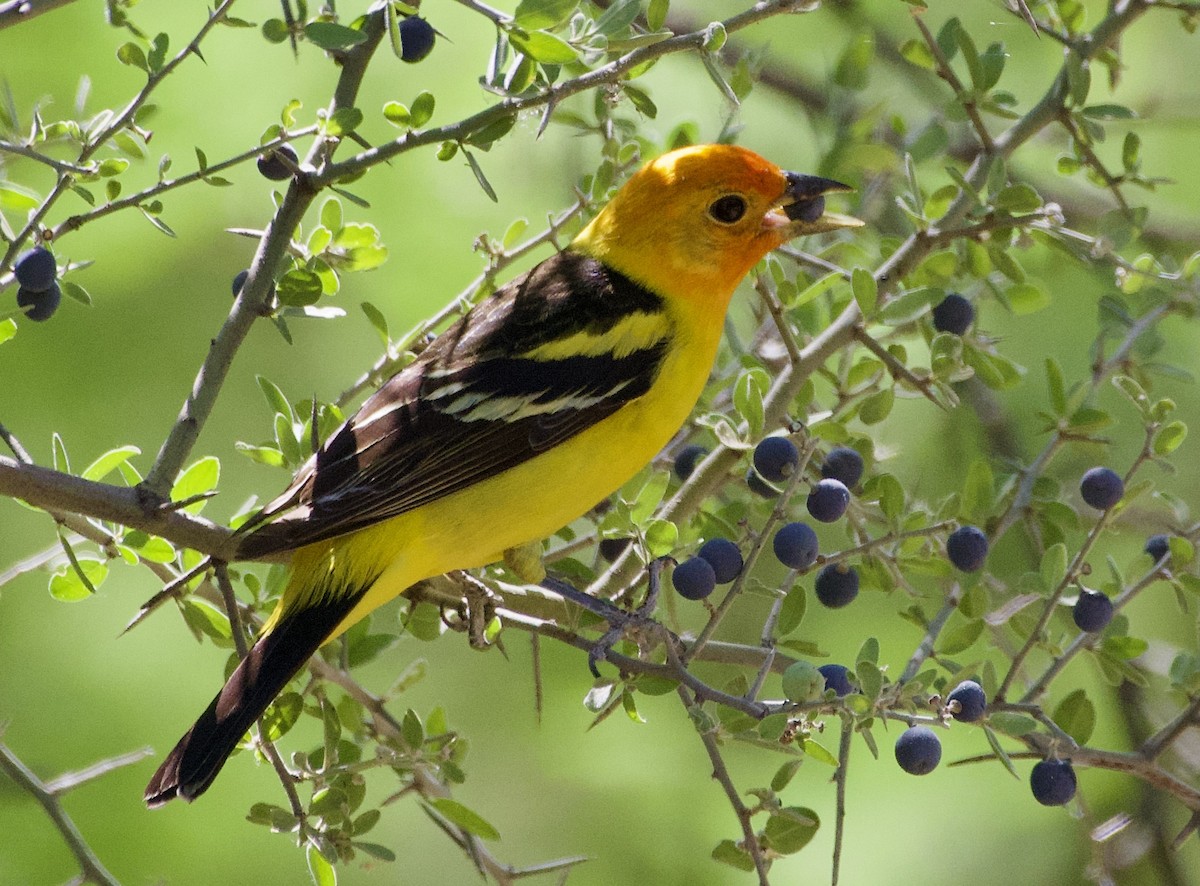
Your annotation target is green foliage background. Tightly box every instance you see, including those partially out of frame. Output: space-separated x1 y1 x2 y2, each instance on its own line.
2 1 1199 884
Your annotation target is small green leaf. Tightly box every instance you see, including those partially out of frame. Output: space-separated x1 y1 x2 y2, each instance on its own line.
851 267 877 316
276 269 324 307
409 91 435 128
429 799 500 840
171 456 220 511
1007 283 1050 315
305 21 369 51
261 692 304 741
712 839 756 872
1153 421 1187 456
464 150 497 202
763 807 820 855
1040 543 1068 590
324 107 363 137
987 711 1038 736
514 0 577 30
82 445 141 482
778 583 807 636
509 30 578 64
1052 688 1095 744
49 560 108 601
116 42 149 72
936 618 984 655
306 844 337 886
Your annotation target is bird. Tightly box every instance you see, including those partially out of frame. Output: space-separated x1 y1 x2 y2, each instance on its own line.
144 143 862 806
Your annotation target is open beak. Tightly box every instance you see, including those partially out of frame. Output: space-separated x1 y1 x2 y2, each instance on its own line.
770 172 864 235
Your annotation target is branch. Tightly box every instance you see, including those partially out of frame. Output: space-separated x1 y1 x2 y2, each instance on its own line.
0 741 127 886
0 454 232 556
0 0 81 30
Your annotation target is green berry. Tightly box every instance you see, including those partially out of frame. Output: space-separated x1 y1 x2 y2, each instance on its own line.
782 660 824 702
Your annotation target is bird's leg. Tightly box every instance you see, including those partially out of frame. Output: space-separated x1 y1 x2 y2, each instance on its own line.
540 557 672 677
450 571 503 651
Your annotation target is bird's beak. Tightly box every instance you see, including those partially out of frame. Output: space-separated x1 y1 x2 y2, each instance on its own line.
766 173 864 236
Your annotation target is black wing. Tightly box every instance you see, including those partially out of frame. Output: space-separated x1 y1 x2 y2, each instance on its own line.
236 251 669 560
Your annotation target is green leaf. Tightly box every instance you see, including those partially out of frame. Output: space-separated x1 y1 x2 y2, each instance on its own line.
463 150 497 202
733 367 769 439
899 38 936 70
643 519 677 557
49 560 107 601
1052 689 1095 744
410 91 435 128
171 456 220 512
858 387 894 425
82 445 141 481
0 183 40 211
509 30 578 64
1153 420 1187 456
1040 543 1068 590
995 183 1042 213
0 319 16 345
306 844 337 886
1007 283 1050 315
261 692 304 740
1045 358 1067 415
180 598 232 642
647 0 669 30
936 618 983 655
257 376 294 420
514 0 577 30
595 0 641 36
1082 103 1135 120
778 583 806 636
324 107 363 137
987 711 1038 737
764 807 820 855
961 458 994 523
429 798 500 840
851 267 877 316
116 42 149 72
712 840 755 872
276 269 324 307
360 302 390 347
305 21 369 51
879 287 938 326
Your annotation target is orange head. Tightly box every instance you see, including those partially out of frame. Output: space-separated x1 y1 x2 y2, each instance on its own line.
573 144 862 306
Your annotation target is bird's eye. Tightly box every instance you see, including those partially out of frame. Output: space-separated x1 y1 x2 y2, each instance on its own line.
708 194 747 224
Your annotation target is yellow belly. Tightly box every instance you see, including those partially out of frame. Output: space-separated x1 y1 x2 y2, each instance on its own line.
279 318 721 639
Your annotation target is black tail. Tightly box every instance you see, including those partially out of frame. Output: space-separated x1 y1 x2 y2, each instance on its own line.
145 592 363 806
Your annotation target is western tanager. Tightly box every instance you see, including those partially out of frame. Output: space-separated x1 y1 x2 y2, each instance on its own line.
145 144 862 805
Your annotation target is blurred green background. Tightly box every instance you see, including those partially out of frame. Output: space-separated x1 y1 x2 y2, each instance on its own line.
2 1 1199 884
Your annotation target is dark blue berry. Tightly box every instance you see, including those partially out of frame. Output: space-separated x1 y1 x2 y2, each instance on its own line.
814 563 858 608
746 467 779 498
947 680 986 722
697 538 743 584
1073 589 1113 633
894 726 942 775
1145 534 1170 562
807 479 850 523
1080 466 1123 511
818 664 854 697
17 282 61 322
772 522 819 570
598 537 631 563
820 446 864 488
785 194 825 223
753 436 800 484
672 557 716 601
14 247 56 292
946 525 988 572
257 144 298 181
931 292 975 335
1030 759 1076 806
232 269 249 296
398 16 436 63
673 443 708 481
